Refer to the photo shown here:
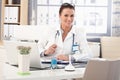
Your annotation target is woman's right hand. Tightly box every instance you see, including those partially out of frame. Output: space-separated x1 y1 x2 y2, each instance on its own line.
44 44 57 55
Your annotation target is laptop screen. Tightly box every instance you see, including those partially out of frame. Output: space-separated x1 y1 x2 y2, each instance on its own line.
4 40 42 68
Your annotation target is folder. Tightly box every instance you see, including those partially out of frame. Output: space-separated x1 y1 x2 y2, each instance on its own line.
4 7 9 23
4 7 19 23
9 25 16 38
9 7 19 23
4 25 9 38
4 24 17 39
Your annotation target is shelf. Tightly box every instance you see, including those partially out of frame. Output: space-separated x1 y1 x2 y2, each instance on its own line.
1 0 28 40
4 22 20 25
5 4 20 7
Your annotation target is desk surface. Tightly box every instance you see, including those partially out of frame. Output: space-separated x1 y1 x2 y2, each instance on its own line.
4 63 85 80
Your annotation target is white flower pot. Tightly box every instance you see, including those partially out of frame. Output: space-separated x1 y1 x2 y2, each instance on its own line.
18 54 30 75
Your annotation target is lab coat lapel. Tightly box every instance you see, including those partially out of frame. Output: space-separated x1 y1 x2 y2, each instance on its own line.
64 26 76 41
54 27 64 55
56 26 63 49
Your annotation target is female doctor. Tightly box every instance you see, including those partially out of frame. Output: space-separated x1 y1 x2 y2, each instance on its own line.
38 3 93 61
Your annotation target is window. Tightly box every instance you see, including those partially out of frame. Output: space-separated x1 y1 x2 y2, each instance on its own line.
35 0 112 41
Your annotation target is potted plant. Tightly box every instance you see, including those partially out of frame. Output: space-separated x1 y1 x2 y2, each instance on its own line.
17 46 31 75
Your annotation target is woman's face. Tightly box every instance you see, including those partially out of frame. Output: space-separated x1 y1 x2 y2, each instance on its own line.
59 8 75 27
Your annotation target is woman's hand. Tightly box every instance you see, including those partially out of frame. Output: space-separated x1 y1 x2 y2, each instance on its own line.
44 44 57 55
56 54 69 61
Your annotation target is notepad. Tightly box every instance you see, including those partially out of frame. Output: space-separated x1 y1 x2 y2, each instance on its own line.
41 59 69 64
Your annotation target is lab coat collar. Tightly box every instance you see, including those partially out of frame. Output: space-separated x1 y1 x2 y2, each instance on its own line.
55 25 76 41
69 25 76 34
64 25 76 41
55 25 63 49
56 25 76 34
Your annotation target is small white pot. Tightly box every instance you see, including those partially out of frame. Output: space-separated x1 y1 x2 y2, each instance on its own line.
18 54 30 75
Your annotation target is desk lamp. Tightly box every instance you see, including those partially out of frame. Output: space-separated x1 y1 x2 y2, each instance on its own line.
64 54 75 71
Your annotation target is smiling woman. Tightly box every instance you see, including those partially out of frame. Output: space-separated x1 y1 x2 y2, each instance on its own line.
59 3 75 41
38 3 93 63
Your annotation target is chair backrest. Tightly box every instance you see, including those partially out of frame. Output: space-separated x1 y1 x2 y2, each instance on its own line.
101 37 120 59
83 59 120 80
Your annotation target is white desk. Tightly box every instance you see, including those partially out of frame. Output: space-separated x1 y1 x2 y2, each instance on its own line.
4 63 85 80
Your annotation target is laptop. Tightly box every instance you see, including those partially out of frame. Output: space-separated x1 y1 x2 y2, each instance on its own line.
4 40 87 70
4 40 49 69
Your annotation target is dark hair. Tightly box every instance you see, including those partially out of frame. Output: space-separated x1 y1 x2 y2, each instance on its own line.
59 3 75 15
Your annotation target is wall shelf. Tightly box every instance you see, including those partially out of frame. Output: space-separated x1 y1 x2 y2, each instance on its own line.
0 0 28 40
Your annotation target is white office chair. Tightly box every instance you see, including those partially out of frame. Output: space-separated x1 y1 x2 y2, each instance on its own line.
82 59 120 80
101 37 120 59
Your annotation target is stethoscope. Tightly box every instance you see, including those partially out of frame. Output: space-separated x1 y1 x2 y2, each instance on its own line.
55 30 60 39
55 30 79 53
72 33 79 54
54 30 60 43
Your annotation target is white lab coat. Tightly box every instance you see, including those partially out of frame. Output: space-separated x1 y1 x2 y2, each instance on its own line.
38 25 93 61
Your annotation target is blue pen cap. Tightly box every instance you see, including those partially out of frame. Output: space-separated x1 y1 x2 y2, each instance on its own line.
51 57 57 69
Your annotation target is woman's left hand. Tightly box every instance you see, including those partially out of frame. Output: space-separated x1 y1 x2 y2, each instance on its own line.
56 54 69 61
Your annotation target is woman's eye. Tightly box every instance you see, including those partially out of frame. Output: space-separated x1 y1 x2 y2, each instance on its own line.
64 14 68 17
64 14 74 17
71 14 74 17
